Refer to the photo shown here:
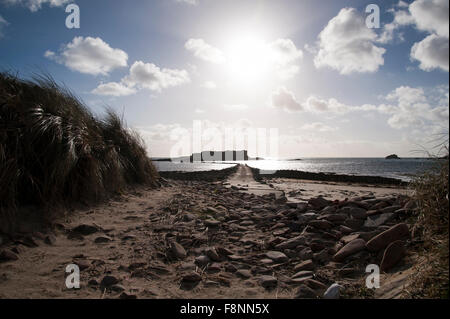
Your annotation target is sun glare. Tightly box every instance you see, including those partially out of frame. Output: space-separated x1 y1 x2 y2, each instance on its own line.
225 33 271 84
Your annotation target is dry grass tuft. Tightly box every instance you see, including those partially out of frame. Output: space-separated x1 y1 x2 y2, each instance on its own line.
408 154 449 299
0 73 159 230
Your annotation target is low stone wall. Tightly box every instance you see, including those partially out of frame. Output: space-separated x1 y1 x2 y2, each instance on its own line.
159 165 239 182
249 166 407 186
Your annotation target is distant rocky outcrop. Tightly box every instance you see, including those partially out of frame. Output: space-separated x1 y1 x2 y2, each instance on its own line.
385 154 400 160
190 150 249 162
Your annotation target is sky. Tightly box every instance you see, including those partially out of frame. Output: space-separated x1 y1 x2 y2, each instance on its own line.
0 0 448 158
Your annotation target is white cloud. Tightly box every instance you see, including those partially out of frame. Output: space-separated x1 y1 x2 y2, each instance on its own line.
304 96 376 114
0 14 8 39
314 8 386 74
269 38 303 65
45 37 128 76
378 86 449 129
175 0 198 5
268 38 303 78
378 9 415 43
411 33 449 72
185 38 226 64
123 61 190 92
224 104 249 111
380 0 449 72
90 60 190 96
301 122 337 132
4 0 71 12
410 0 449 38
91 82 137 97
409 0 449 72
274 84 447 132
201 81 217 89
271 87 303 113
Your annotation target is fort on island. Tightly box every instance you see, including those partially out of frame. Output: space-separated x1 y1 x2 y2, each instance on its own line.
190 150 249 162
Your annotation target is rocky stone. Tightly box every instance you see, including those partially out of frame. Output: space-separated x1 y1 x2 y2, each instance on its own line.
339 226 353 234
275 235 306 250
111 284 126 292
298 247 313 260
323 214 347 223
293 259 314 272
195 255 211 268
259 275 277 289
201 248 219 262
170 242 187 260
236 269 252 279
310 241 326 252
44 235 56 245
380 240 406 272
296 203 309 213
341 233 360 244
379 205 402 214
308 197 331 210
216 247 233 257
204 219 220 227
309 220 333 230
333 239 366 262
94 236 113 244
364 213 395 228
182 272 202 282
344 218 365 230
348 207 367 219
207 263 222 273
321 206 337 214
366 210 380 216
292 270 314 279
323 283 343 299
88 279 98 286
119 292 137 299
366 223 409 252
313 249 330 264
0 249 18 262
33 232 45 240
228 255 244 261
265 251 288 263
17 236 39 248
260 258 274 265
100 275 119 287
297 212 318 224
294 284 318 299
358 230 382 242
179 262 196 271
305 279 327 292
72 224 98 235
183 213 196 222
76 259 91 271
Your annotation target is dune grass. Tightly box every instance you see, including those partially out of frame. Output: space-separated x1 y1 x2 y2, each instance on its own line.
0 72 159 228
409 155 449 298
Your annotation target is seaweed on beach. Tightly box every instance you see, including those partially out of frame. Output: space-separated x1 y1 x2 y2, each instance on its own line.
0 72 159 228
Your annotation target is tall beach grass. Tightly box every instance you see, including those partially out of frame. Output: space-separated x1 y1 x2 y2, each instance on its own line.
0 73 159 231
409 150 449 298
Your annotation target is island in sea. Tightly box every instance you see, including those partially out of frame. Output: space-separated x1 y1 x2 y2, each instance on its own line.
153 150 264 162
385 154 401 159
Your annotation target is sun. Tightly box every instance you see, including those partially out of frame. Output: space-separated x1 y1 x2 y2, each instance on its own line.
225 33 272 84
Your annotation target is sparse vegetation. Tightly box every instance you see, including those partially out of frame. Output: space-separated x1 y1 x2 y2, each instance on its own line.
0 73 159 230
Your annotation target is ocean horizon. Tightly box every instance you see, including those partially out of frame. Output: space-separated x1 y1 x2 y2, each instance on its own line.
154 157 438 181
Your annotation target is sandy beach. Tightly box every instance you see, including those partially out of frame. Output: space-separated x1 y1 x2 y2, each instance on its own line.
0 165 420 299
